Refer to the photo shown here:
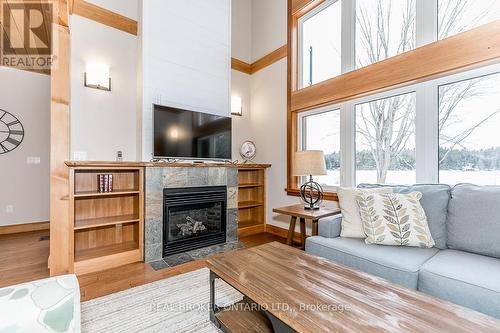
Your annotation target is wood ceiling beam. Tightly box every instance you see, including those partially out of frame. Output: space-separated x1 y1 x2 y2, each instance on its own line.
231 45 288 75
231 58 252 75
71 0 137 35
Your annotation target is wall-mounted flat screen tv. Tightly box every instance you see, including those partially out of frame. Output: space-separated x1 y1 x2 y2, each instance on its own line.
153 104 232 160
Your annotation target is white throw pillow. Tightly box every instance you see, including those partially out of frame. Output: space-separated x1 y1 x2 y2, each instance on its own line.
338 187 393 238
357 191 435 248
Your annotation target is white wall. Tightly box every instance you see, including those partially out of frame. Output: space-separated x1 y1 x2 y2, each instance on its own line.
231 0 252 63
0 67 50 226
249 59 298 229
70 1 138 161
139 0 231 160
251 0 287 60
232 0 337 232
231 0 252 159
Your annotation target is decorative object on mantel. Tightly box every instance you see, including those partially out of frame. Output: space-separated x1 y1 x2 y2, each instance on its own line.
293 150 327 210
0 109 24 155
239 140 256 163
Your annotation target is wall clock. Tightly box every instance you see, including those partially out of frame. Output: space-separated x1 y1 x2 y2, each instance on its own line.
0 109 24 155
240 140 256 162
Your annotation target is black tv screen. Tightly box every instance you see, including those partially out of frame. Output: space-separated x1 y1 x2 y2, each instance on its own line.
153 104 232 160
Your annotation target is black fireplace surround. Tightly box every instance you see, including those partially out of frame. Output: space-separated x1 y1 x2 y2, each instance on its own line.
163 186 227 257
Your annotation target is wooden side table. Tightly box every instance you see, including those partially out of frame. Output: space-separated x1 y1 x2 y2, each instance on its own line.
272 204 341 249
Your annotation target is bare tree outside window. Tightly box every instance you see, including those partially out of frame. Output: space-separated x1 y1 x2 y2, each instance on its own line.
438 0 500 40
355 0 500 184
356 93 416 184
439 73 500 185
355 0 416 184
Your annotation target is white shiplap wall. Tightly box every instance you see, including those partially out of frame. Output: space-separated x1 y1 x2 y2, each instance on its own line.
139 0 231 160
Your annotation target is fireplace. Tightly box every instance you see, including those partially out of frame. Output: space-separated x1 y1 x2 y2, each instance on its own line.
163 186 227 257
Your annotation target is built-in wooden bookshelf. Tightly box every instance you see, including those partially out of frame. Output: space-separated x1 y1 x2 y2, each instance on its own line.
237 166 269 237
69 167 144 275
62 162 270 275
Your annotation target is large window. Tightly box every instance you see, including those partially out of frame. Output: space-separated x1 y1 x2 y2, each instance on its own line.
355 0 416 69
299 0 342 88
355 92 416 184
300 109 341 186
438 0 500 40
439 72 500 185
291 0 500 194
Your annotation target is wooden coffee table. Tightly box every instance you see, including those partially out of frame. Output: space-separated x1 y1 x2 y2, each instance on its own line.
207 242 500 333
272 204 340 249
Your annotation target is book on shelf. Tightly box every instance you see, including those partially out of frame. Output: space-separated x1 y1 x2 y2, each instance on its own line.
97 174 114 193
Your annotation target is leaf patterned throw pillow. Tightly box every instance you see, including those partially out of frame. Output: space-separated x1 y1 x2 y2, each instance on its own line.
356 191 435 248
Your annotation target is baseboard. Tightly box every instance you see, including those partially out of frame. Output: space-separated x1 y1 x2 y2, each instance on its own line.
265 224 301 243
238 224 265 238
0 221 50 235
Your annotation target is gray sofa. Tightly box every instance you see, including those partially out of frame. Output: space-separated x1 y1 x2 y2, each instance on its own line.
305 183 500 319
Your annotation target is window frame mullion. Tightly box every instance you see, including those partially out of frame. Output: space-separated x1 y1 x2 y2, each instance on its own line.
416 82 439 184
416 0 438 47
341 0 356 74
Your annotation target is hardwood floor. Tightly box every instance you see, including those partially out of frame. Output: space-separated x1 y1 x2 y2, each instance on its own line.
0 230 50 288
0 231 285 301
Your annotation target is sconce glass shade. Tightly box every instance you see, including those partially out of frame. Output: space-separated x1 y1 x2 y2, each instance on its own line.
84 63 111 91
231 96 242 116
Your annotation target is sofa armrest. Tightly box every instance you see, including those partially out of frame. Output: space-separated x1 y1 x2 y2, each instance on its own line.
318 214 343 238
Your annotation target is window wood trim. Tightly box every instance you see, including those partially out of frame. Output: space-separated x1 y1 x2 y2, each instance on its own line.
286 0 500 201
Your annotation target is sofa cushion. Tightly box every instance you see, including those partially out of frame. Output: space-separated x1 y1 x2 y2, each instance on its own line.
358 184 451 249
419 250 500 319
305 236 439 289
337 187 393 238
318 215 343 238
358 191 435 248
0 274 81 333
447 184 500 258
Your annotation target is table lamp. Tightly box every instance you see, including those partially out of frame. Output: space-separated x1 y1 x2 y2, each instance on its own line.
293 150 327 210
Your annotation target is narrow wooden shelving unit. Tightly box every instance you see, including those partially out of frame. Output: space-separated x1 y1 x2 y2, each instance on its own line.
237 166 269 237
69 167 144 275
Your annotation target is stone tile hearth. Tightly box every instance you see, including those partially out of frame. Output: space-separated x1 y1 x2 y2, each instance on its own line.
149 241 245 271
144 167 238 263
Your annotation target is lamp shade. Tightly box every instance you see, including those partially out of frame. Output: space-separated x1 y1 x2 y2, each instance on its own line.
293 150 327 176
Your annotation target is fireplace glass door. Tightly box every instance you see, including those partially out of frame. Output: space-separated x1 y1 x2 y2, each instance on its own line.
163 186 227 256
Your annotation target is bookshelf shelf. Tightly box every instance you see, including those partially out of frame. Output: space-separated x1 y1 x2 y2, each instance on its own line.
238 201 264 209
69 167 144 275
74 214 140 230
75 241 139 263
238 183 264 189
237 167 269 237
74 190 140 198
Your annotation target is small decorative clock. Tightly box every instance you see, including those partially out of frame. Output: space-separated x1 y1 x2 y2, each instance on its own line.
0 109 24 155
240 140 256 162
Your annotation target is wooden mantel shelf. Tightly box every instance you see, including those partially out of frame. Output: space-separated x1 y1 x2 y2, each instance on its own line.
65 161 272 169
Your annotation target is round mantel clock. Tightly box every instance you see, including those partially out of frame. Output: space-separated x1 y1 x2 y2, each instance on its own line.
240 140 256 162
0 109 24 155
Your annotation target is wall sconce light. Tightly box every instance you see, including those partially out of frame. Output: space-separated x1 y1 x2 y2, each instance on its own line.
84 63 111 91
231 96 242 116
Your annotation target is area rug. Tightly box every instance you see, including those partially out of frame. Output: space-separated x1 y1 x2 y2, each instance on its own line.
81 268 243 333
